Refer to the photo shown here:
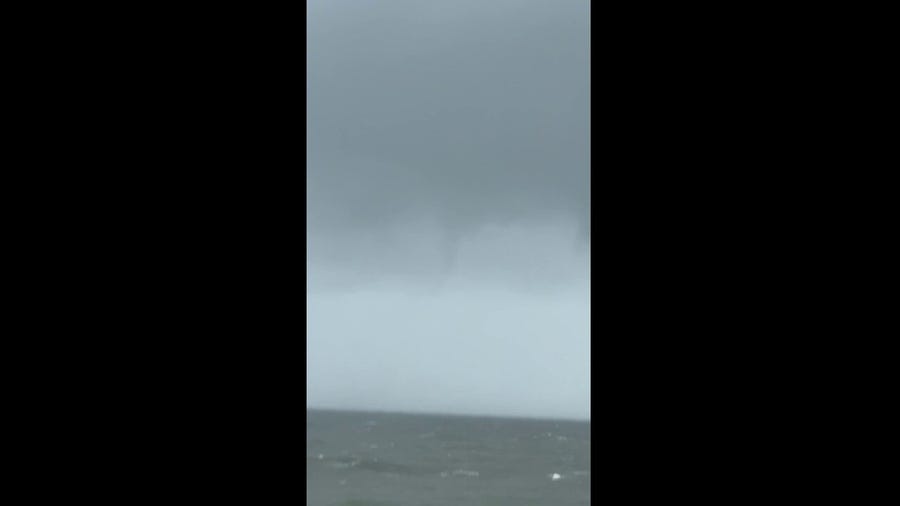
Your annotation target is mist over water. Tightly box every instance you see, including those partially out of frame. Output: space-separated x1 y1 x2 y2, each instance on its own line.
307 0 590 421
308 282 589 421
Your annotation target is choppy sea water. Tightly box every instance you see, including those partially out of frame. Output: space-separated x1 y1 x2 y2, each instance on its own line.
307 409 590 506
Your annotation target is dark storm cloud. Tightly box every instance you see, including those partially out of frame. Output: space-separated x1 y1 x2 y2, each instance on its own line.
307 1 591 420
308 0 590 283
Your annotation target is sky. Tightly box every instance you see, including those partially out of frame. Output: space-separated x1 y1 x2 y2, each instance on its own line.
307 0 590 421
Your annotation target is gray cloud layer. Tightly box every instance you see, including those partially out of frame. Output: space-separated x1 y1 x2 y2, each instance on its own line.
309 0 589 281
307 0 590 419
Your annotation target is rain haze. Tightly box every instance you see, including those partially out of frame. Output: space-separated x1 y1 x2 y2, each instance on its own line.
308 0 590 421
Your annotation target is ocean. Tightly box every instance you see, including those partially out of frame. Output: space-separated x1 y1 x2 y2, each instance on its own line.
307 409 591 506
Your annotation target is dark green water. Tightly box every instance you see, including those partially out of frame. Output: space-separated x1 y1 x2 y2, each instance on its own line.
307 409 590 506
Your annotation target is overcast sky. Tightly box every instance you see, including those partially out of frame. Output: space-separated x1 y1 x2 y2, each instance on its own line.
307 0 590 421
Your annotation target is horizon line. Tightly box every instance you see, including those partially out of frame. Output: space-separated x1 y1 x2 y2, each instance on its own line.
306 406 590 423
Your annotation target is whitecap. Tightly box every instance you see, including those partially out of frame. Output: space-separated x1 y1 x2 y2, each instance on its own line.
442 469 479 478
